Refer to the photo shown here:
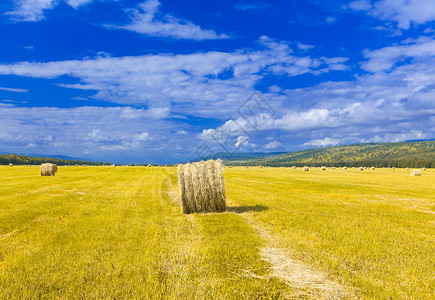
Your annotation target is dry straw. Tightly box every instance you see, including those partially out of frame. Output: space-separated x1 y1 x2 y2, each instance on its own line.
40 163 57 176
422 167 427 171
359 167 364 171
411 169 421 176
321 166 326 171
177 159 226 214
303 166 309 172
371 167 375 170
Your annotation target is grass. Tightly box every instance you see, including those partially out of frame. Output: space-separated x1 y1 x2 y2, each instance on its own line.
0 166 287 299
225 167 435 299
1 166 434 299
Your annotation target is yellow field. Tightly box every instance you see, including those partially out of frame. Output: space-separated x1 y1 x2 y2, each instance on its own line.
1 166 434 299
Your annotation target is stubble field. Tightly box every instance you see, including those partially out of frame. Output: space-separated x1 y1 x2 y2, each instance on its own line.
1 166 434 299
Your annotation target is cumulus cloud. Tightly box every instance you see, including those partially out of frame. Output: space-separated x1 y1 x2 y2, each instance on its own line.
0 105 178 161
264 140 281 150
235 135 249 148
362 36 435 72
348 0 435 29
0 38 347 118
200 46 435 151
303 137 339 147
5 0 92 21
118 0 228 40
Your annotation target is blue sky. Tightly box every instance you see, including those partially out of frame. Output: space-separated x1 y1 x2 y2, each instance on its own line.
0 0 434 164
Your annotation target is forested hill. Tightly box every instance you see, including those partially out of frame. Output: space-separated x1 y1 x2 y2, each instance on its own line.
222 141 434 168
0 153 108 166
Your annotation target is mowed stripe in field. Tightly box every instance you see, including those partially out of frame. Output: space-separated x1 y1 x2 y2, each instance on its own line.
0 166 290 298
225 167 435 299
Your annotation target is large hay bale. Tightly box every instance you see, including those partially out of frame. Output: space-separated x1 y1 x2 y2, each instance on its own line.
343 166 347 169
422 167 427 171
9 163 12 167
40 163 57 176
371 167 375 170
411 169 421 176
321 166 326 171
359 167 364 171
178 160 226 214
292 166 296 169
303 166 309 172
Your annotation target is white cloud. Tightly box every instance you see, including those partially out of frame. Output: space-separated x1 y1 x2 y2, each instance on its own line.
118 0 228 40
234 135 249 148
6 0 55 21
0 37 347 118
65 0 93 9
0 86 28 93
362 36 435 72
264 140 281 150
348 0 372 11
6 0 93 21
133 132 150 141
303 137 339 147
0 106 169 155
349 0 435 29
200 47 435 149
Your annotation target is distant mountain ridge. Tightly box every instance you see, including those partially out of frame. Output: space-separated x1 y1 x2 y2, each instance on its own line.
218 141 434 168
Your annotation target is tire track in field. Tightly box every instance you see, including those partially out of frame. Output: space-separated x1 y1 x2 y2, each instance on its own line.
227 176 355 299
234 211 353 299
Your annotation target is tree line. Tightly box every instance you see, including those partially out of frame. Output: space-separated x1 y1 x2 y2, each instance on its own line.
0 154 108 166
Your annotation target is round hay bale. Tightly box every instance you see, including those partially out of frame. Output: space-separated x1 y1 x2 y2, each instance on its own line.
292 166 296 169
303 166 309 172
178 159 226 214
422 167 426 171
411 169 421 176
371 167 375 170
359 167 364 171
343 166 347 170
406 167 409 170
9 163 12 167
321 166 326 171
40 163 57 176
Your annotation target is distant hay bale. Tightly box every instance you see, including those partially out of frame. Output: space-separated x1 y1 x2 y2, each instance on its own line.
321 166 326 171
177 160 226 214
9 163 12 167
111 164 116 167
371 167 375 170
292 166 296 169
411 169 421 176
422 167 426 171
343 166 347 170
406 167 409 170
303 166 309 172
359 167 364 171
40 163 57 176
